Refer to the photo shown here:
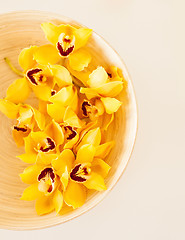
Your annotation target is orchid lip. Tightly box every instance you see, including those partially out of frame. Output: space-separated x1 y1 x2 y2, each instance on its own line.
64 126 77 140
26 68 42 85
70 164 91 183
57 42 74 57
13 125 28 132
82 100 91 117
38 167 55 193
40 137 56 152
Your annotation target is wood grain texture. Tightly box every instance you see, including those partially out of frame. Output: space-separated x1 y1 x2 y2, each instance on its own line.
0 11 137 230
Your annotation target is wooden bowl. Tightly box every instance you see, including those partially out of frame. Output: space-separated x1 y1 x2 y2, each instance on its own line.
0 11 137 230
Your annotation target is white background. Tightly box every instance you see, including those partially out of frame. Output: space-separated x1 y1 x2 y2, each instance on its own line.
0 0 185 239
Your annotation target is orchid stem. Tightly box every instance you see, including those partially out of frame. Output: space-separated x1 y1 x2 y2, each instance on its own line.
4 57 24 77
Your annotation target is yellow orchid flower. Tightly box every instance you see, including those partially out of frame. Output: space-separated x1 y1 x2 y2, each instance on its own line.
80 66 124 99
51 144 111 209
18 45 60 71
20 163 63 215
0 100 45 147
17 123 63 164
41 22 92 71
18 45 73 101
47 85 79 122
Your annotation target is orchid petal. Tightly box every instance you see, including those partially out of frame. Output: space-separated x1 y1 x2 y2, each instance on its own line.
35 194 54 215
63 181 86 209
77 127 101 151
68 48 91 71
50 65 72 88
87 66 108 88
33 44 60 65
91 158 111 178
74 28 92 50
47 102 66 123
53 189 63 214
41 22 64 45
76 144 96 163
21 183 41 201
18 46 38 71
20 164 43 184
6 78 30 104
63 106 84 128
0 99 18 119
83 172 106 191
17 153 37 164
45 120 64 146
95 141 115 158
101 97 122 114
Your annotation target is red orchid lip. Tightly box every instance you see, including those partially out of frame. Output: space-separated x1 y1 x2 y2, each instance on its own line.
64 126 77 140
57 42 74 57
70 164 89 182
38 167 55 182
13 126 28 132
26 68 42 85
82 100 91 117
40 137 56 152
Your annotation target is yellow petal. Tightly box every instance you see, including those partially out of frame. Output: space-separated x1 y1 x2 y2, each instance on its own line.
41 22 64 45
52 149 75 173
50 65 72 88
80 87 100 99
53 189 63 214
74 28 92 50
102 113 114 131
47 102 66 123
101 97 122 114
20 164 43 184
21 183 41 201
17 153 37 164
60 167 69 191
64 133 79 150
35 194 54 215
76 144 96 163
30 131 47 144
63 181 86 209
66 60 90 86
24 134 35 154
83 172 106 191
77 127 101 150
94 98 104 115
31 107 45 130
0 99 18 119
6 78 30 104
33 44 60 65
49 85 74 105
31 84 52 101
87 66 108 88
36 152 58 165
68 48 91 71
45 120 64 146
18 105 33 125
18 46 38 70
38 100 47 115
108 66 123 82
63 106 84 128
91 158 111 178
12 128 30 147
95 141 115 158
94 81 123 97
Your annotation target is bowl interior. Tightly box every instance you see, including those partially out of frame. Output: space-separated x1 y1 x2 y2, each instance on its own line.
0 11 137 230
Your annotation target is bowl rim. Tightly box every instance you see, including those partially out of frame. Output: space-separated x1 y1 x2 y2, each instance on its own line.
0 10 138 231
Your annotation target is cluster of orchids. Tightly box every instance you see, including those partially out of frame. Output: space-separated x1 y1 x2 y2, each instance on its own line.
0 22 126 215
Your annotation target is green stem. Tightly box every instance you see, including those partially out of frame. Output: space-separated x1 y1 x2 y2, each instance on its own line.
4 57 24 77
